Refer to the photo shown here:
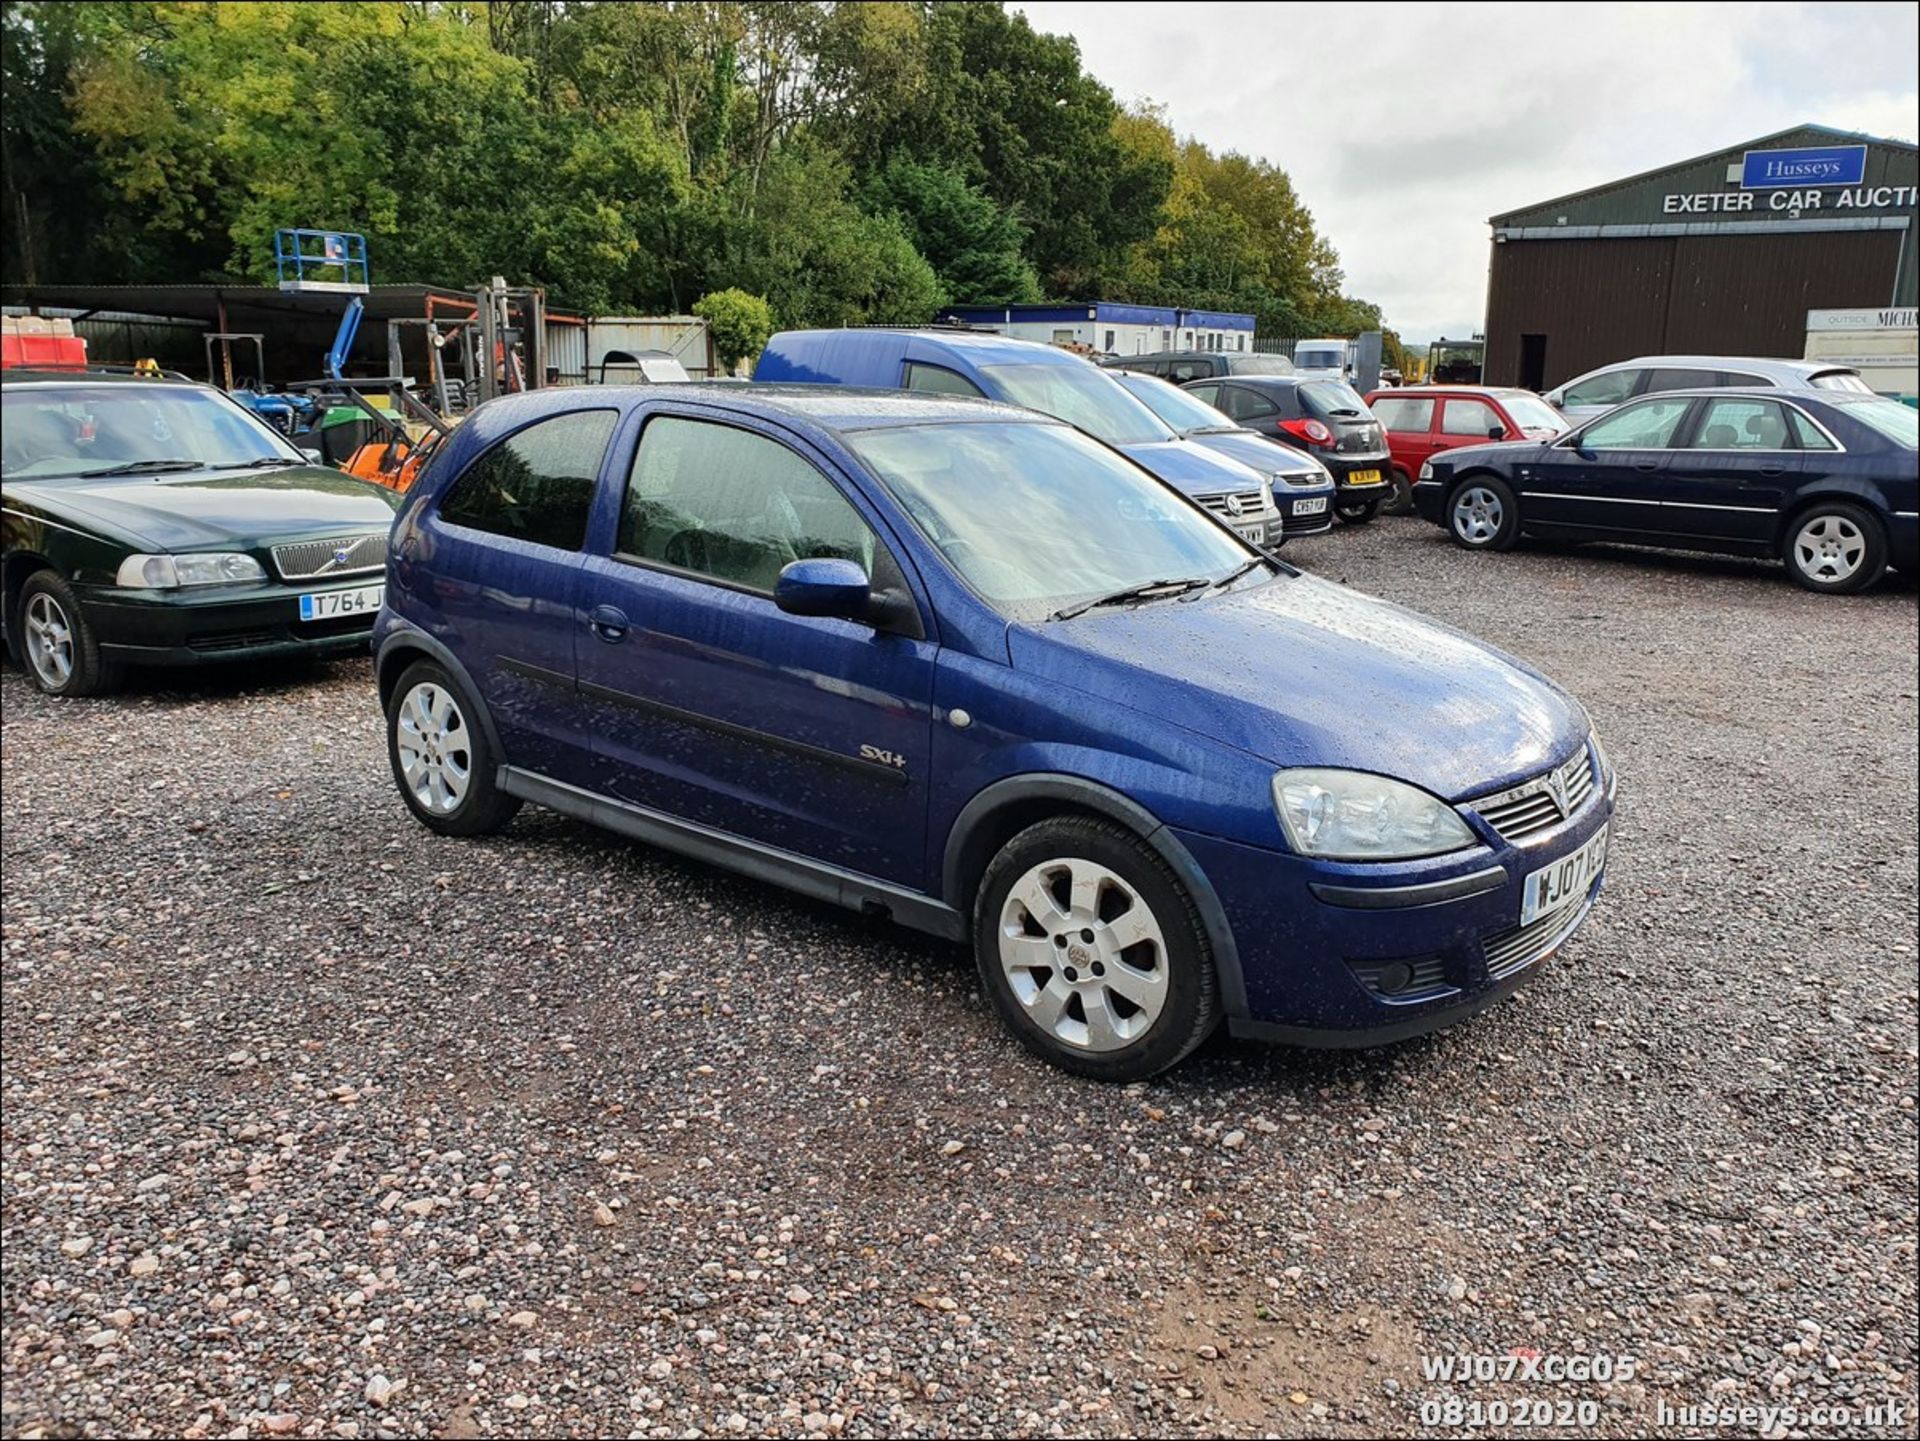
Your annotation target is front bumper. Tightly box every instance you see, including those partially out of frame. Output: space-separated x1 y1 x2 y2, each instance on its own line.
1277 479 1338 536
1181 783 1614 1044
1890 512 1918 574
1411 476 1448 525
82 575 380 666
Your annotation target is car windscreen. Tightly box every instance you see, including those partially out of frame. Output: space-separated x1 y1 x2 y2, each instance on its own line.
1113 372 1237 433
1496 392 1567 432
1299 381 1372 420
850 420 1256 622
1834 396 1919 447
1 384 304 479
1293 347 1344 370
1232 354 1295 375
1809 371 1874 394
977 363 1173 447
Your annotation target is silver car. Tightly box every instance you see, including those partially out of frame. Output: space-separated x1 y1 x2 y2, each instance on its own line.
1546 355 1872 424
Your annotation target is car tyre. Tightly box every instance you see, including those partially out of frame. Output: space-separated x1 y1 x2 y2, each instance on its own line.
1335 496 1381 525
1382 467 1416 515
1447 475 1521 551
18 571 121 697
973 815 1218 1081
386 659 521 836
1783 502 1887 595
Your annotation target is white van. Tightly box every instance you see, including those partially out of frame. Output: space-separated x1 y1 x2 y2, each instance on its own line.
1292 338 1350 381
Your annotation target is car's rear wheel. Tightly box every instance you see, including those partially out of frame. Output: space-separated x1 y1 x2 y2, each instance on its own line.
18 572 120 697
973 816 1218 1080
386 659 521 836
1382 467 1416 515
1783 503 1886 595
1335 496 1381 525
1448 476 1520 551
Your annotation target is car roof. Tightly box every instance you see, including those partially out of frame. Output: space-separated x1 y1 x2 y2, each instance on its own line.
1 369 210 388
1604 356 1856 377
775 327 1091 369
1371 384 1533 397
469 382 1051 438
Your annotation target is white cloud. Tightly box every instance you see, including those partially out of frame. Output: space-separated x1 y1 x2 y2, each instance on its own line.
1012 1 1919 340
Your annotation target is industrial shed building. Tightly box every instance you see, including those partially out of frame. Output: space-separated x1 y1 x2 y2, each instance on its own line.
1482 124 1917 390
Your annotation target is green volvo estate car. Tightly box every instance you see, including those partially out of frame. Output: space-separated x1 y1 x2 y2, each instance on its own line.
2 369 402 696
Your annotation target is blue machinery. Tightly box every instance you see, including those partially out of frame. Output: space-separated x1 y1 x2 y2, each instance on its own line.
274 228 369 381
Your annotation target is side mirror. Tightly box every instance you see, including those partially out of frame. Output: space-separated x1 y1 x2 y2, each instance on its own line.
774 557 872 621
1487 424 1508 441
299 447 325 465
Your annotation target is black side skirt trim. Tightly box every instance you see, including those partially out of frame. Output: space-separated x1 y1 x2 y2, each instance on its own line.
496 766 963 941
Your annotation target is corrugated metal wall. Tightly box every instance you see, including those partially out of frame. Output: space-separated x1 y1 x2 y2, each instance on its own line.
1484 229 1904 386
544 321 587 384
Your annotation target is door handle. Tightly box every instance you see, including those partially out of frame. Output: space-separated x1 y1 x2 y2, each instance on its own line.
1757 464 1785 477
1632 461 1660 473
587 604 629 643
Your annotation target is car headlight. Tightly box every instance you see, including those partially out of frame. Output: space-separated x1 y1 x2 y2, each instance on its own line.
1272 768 1476 860
116 552 267 589
1418 460 1435 480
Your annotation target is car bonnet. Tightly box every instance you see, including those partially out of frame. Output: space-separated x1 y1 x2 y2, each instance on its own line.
1008 572 1585 801
1115 438 1269 497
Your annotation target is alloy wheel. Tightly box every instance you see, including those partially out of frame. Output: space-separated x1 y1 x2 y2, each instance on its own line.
23 591 75 691
1453 485 1504 544
1793 514 1866 584
395 681 473 814
997 857 1169 1052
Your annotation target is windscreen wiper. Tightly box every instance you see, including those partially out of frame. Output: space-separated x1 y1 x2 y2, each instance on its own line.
70 458 209 478
207 456 307 470
1183 556 1272 599
1051 576 1210 622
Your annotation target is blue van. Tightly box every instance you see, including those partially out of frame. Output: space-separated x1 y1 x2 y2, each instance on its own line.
374 384 1614 1080
754 329 1288 546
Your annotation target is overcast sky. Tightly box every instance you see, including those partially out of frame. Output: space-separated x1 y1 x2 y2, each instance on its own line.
1013 1 1920 341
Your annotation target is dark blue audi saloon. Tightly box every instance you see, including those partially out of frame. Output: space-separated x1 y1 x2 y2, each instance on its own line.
1412 388 1918 593
374 385 1614 1079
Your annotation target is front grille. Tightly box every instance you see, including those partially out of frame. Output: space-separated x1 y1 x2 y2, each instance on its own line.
1470 747 1596 843
1482 897 1590 979
188 630 278 654
1195 489 1274 522
1277 471 1326 488
271 531 387 581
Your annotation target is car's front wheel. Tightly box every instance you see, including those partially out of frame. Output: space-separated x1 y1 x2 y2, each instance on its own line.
973 816 1218 1080
1783 503 1887 594
1448 476 1520 550
18 571 120 697
386 659 522 836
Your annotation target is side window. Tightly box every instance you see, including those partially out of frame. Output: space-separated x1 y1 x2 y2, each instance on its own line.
1168 361 1203 383
1219 386 1277 421
1183 382 1220 407
1689 398 1791 449
904 362 986 399
1720 371 1767 387
620 416 876 593
437 408 616 550
1564 367 1644 409
1644 367 1721 394
1372 396 1435 432
1579 397 1693 450
1441 398 1503 436
1786 408 1838 451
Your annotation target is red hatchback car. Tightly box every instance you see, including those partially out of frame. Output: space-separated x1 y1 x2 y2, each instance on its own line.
1365 386 1567 512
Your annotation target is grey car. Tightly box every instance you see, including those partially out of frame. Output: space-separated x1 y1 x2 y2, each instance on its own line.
1547 355 1871 424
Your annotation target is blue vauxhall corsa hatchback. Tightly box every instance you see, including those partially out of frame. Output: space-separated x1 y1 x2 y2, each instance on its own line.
374 385 1615 1079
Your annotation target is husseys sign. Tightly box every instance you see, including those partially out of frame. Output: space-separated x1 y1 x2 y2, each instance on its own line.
1660 142 1915 216
1739 144 1867 189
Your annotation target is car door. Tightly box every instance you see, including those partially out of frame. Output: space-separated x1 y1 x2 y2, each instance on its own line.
1215 383 1287 442
572 408 936 885
1517 395 1696 535
1555 365 1649 424
1435 395 1508 453
1372 394 1438 476
420 405 619 786
1661 396 1801 545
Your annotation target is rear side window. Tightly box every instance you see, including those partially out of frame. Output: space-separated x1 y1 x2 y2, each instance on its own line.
904 362 985 398
1218 385 1278 421
1645 367 1723 393
1441 398 1503 436
1689 398 1790 449
437 409 616 550
1371 396 1435 432
620 416 875 592
1786 408 1838 450
1563 368 1643 409
1183 382 1221 407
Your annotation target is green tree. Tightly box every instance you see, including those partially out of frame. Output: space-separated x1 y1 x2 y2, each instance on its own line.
862 160 1037 304
693 286 774 371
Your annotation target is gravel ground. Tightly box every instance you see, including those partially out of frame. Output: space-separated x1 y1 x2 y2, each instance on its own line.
3 522 1916 1441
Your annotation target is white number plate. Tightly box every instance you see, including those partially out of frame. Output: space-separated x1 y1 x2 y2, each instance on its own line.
299 583 384 622
1234 523 1267 543
1293 496 1329 516
1520 824 1608 926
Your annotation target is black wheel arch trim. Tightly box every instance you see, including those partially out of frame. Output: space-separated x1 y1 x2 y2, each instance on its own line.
374 624 507 762
942 774 1252 1022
